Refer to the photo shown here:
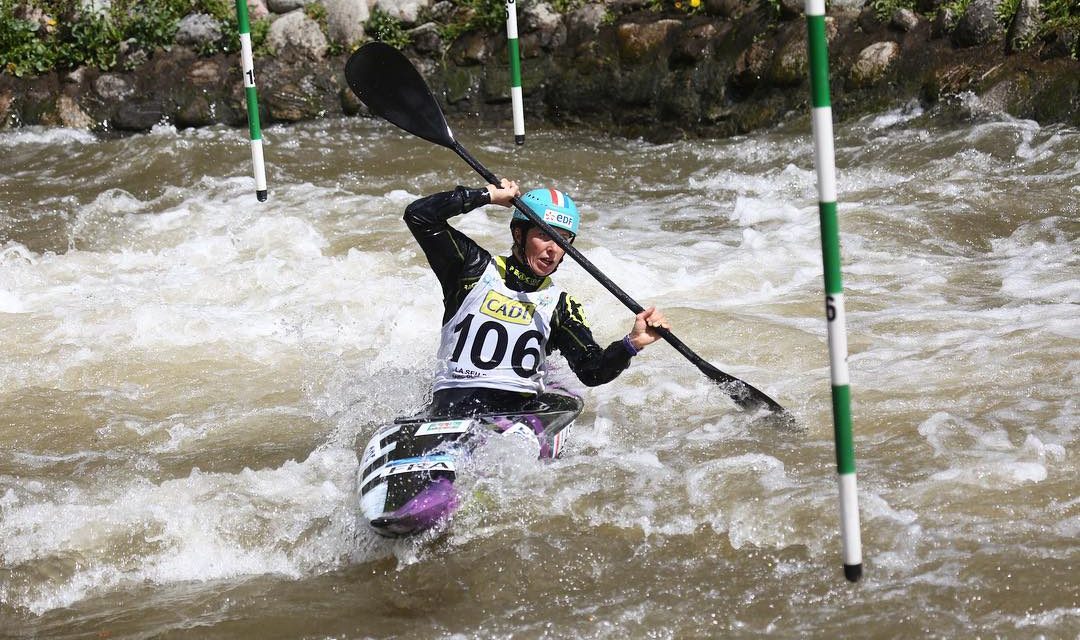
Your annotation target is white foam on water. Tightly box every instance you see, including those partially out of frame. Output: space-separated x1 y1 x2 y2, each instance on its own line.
0 286 23 313
993 217 1079 303
0 448 368 614
0 126 100 148
861 101 926 130
1 114 1077 633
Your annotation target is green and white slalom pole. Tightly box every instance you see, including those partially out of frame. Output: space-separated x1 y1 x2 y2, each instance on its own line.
505 0 525 145
236 0 267 201
805 0 862 583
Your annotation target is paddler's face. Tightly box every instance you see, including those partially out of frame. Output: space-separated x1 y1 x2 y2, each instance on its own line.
519 227 573 276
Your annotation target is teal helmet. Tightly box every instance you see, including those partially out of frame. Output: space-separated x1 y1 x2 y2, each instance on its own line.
513 188 580 237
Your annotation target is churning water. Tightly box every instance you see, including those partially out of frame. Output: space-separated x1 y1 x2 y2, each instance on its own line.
0 101 1076 638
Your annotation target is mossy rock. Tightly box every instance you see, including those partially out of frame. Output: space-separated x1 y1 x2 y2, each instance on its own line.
1032 73 1080 125
444 65 481 104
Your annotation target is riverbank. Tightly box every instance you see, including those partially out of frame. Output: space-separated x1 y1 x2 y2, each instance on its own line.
1 0 1078 140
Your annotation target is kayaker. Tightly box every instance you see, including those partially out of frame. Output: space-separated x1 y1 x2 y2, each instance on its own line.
405 179 671 417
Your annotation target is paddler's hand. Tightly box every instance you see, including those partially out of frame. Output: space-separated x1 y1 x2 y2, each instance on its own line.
628 306 670 352
486 178 520 208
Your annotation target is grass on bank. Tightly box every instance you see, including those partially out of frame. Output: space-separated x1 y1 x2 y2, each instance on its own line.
0 0 252 77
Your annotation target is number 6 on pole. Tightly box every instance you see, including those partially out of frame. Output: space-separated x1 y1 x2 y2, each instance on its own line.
805 0 863 583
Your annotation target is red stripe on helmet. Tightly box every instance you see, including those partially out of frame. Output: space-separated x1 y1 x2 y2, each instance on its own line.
549 188 562 207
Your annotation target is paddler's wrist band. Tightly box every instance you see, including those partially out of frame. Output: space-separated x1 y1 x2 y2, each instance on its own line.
622 334 640 356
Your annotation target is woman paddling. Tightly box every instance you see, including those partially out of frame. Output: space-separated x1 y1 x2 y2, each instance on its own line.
405 178 670 417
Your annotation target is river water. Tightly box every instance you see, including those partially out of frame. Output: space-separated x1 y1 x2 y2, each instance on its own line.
0 100 1077 638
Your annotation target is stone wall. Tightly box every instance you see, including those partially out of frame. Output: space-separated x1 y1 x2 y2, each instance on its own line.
0 0 1077 138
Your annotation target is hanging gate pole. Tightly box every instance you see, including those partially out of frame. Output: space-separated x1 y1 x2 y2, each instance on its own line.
505 0 525 145
236 0 268 201
804 0 862 583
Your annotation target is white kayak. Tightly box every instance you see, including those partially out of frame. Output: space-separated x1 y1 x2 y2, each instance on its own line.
357 391 583 538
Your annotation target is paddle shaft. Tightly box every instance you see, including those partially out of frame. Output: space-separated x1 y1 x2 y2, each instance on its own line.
452 142 775 409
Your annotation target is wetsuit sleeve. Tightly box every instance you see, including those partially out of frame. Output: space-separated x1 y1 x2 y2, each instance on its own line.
404 186 493 322
549 293 634 387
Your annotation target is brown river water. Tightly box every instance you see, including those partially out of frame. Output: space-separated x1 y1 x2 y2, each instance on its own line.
0 101 1077 638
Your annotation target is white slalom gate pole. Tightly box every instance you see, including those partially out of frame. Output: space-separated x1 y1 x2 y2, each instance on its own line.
236 0 267 201
506 0 525 145
805 0 862 582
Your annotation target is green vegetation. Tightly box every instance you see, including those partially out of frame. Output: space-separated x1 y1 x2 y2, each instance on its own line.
1042 0 1080 51
436 0 507 43
0 0 268 77
860 0 1077 56
994 0 1021 25
366 7 411 49
868 0 916 21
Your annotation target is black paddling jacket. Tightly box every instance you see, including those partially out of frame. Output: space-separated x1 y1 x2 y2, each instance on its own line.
404 186 634 387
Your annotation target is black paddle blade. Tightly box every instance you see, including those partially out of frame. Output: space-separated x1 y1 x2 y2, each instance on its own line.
698 360 784 413
344 42 455 148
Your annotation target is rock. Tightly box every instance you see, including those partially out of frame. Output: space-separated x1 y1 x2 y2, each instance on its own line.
322 0 367 45
340 84 366 116
916 0 943 12
672 23 722 66
848 41 900 88
187 59 222 86
891 8 919 32
616 20 682 63
426 0 454 22
14 3 50 28
1039 25 1078 60
267 10 329 59
373 0 431 25
64 66 92 85
932 6 957 38
448 30 493 65
953 0 1004 47
443 65 481 103
113 100 164 131
175 93 215 128
567 3 606 42
175 13 224 47
0 91 13 128
825 15 839 42
93 73 134 100
522 2 566 50
246 0 269 19
1006 0 1040 53
56 95 94 129
732 39 773 88
407 22 441 55
857 6 880 32
778 0 803 20
608 0 651 16
265 78 321 121
267 0 312 12
523 2 560 32
704 0 751 18
770 29 808 86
